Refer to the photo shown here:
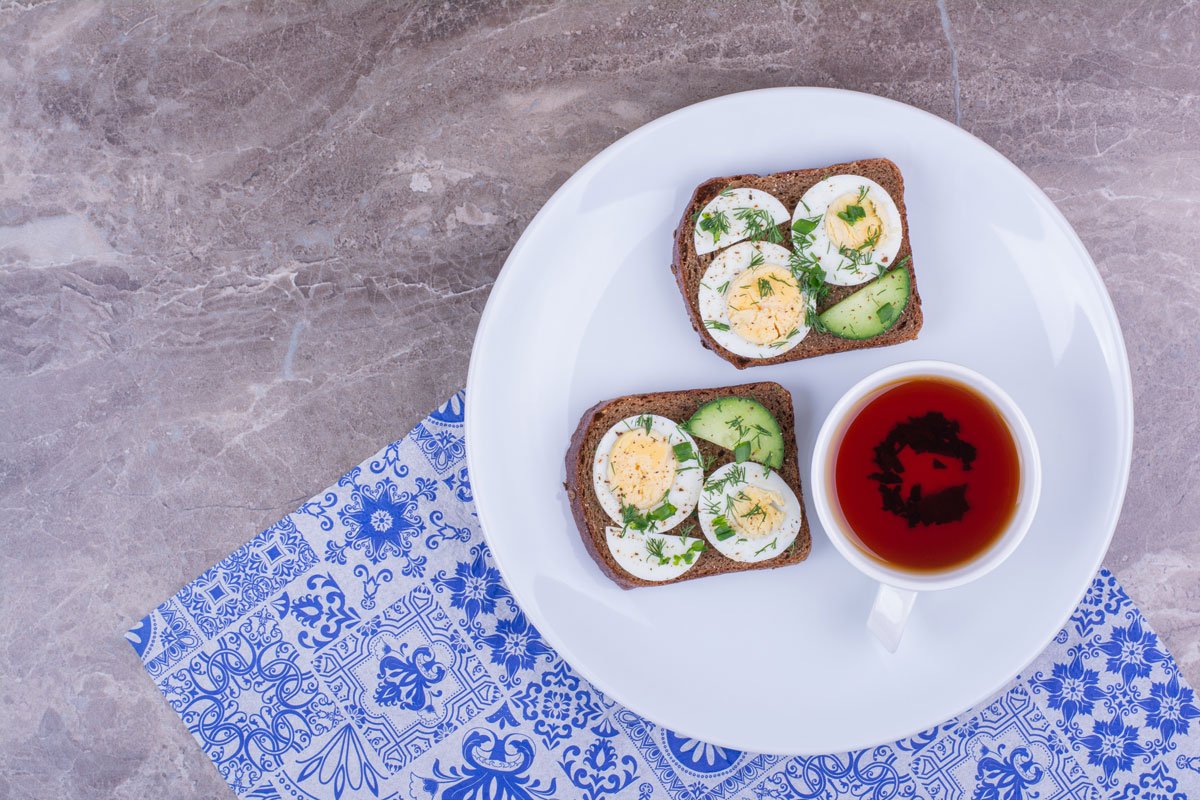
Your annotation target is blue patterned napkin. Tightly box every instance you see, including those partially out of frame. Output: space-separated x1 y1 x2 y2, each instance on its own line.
127 392 1200 800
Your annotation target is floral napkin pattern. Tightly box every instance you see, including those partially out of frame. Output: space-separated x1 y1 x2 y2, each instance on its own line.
126 391 1200 800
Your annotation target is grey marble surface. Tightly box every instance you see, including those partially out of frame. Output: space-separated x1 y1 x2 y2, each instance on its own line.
0 1 1197 797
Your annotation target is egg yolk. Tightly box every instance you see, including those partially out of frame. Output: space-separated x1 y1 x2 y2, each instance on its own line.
825 191 884 251
607 429 676 510
725 265 804 345
729 485 785 538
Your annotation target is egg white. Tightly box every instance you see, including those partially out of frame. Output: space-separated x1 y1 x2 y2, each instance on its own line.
697 241 810 359
698 461 803 563
693 187 790 255
793 175 903 286
605 526 704 582
592 414 703 532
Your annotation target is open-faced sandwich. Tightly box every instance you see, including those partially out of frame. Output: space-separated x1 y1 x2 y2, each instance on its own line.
564 381 811 589
672 158 923 369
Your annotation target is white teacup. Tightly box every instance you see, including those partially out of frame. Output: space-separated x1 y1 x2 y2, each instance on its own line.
811 360 1042 652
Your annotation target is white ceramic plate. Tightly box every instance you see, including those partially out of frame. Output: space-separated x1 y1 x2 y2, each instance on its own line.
465 88 1132 755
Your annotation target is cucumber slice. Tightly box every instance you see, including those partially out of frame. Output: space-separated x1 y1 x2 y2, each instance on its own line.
818 268 911 340
683 397 785 469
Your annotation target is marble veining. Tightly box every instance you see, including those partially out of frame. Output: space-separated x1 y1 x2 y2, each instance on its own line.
0 2 1197 797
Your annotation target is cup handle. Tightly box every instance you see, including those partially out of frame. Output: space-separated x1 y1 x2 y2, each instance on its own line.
868 583 918 653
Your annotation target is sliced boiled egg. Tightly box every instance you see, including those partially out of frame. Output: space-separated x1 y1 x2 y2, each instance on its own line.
693 187 790 255
605 526 705 582
698 461 803 563
792 175 903 286
697 241 809 358
592 414 703 533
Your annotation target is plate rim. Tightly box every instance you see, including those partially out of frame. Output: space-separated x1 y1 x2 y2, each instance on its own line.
465 86 1134 755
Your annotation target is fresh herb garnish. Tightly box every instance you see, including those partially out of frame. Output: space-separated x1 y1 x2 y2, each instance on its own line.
739 498 768 522
840 248 864 274
836 186 870 224
753 538 779 556
675 539 706 565
621 504 649 532
698 209 731 244
648 502 677 521
791 215 821 237
733 207 784 244
836 204 866 224
674 439 704 471
748 251 765 268
649 537 706 566
704 464 747 494
770 328 800 348
757 277 774 297
645 536 667 563
836 225 881 274
788 248 831 308
862 226 881 250
704 319 731 331
807 306 831 334
683 537 706 559
634 414 653 434
673 441 697 462
710 514 737 541
723 414 770 463
621 499 676 533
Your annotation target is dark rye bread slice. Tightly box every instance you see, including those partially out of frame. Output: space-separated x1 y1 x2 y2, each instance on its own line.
564 381 811 589
672 157 923 369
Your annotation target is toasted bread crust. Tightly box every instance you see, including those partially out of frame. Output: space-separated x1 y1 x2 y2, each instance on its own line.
564 382 811 589
672 158 924 369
